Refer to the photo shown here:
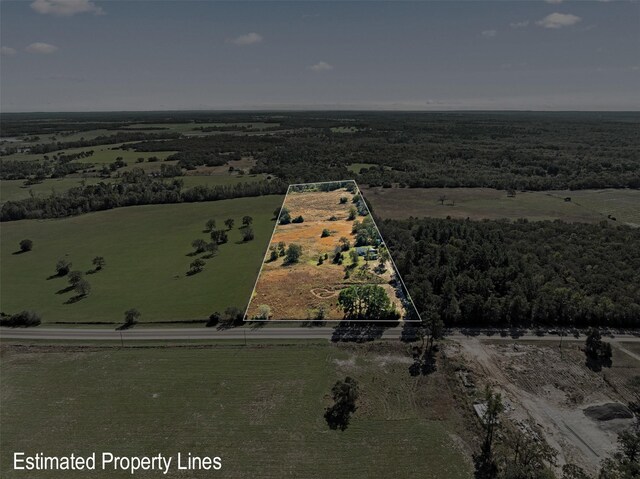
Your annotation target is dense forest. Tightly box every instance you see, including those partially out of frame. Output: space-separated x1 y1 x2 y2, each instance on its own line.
5 112 636 190
380 217 640 329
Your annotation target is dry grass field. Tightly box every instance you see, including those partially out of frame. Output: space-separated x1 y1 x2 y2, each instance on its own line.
246 182 414 321
362 187 640 227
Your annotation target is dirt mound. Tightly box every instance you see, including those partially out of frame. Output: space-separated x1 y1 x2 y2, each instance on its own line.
583 403 634 421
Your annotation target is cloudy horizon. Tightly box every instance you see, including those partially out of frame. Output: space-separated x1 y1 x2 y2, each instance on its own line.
1 0 639 112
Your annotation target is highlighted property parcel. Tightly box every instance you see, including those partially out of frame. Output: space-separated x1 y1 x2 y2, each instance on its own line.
245 180 420 321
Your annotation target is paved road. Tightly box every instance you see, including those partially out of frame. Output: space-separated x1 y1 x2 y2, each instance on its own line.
1 326 639 343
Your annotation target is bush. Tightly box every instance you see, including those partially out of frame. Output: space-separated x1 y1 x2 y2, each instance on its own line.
292 215 304 224
339 197 348 204
207 312 221 327
55 259 72 276
0 310 41 327
321 229 331 238
242 227 254 242
285 244 303 264
19 239 33 252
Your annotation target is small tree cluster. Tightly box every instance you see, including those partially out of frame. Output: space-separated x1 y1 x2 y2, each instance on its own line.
0 310 41 327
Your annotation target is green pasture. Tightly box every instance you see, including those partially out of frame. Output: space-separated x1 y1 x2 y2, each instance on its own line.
1 197 283 324
0 342 471 479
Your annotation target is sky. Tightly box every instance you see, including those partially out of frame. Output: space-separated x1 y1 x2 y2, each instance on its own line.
0 0 639 112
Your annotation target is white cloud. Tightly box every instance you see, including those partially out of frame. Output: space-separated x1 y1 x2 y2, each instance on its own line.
26 42 59 54
31 0 103 16
536 13 582 29
544 0 564 4
1 46 17 56
227 32 263 46
481 29 497 38
309 61 334 72
509 21 529 29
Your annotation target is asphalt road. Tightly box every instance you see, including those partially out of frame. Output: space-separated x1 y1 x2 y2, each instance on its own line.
1 326 639 343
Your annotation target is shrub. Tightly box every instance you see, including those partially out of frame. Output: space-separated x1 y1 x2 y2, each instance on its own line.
19 239 33 252
292 215 304 224
55 259 72 276
321 229 331 238
0 310 41 327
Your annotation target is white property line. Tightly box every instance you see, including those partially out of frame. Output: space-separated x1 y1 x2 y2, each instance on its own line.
243 179 422 322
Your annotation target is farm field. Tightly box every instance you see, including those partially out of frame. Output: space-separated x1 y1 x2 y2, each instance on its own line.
362 187 640 227
0 196 283 324
0 341 472 479
247 181 417 321
1 142 177 164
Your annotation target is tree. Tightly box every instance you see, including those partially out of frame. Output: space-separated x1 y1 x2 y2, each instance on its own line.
205 219 216 232
242 215 253 227
92 256 105 271
242 227 254 242
585 328 613 370
205 241 218 257
211 229 228 244
317 255 324 265
438 194 448 205
68 270 83 286
348 207 357 220
270 250 279 262
338 284 391 320
191 238 207 254
473 386 503 479
599 425 640 479
349 249 360 265
0 310 41 327
338 237 351 251
340 196 348 204
273 207 281 219
292 215 304 223
321 228 331 238
55 259 72 276
277 241 286 256
285 244 303 264
324 377 359 431
124 308 141 327
19 239 33 252
189 258 206 275
279 207 291 225
224 218 235 230
75 279 91 297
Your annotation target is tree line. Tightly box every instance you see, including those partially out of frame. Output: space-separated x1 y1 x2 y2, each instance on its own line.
1 169 287 221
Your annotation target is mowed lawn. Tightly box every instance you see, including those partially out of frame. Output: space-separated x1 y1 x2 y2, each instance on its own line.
363 186 640 226
1 197 283 324
0 342 472 479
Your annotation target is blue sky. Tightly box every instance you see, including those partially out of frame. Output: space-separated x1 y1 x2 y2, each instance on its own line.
1 0 638 111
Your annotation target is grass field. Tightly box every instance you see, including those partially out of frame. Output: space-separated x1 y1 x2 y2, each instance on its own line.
0 341 472 479
2 143 176 163
1 197 283 324
363 187 640 227
1 177 115 203
1 175 267 204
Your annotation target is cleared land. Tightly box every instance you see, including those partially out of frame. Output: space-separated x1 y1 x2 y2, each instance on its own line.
363 187 640 227
246 182 415 321
449 337 639 474
1 196 283 324
0 342 471 479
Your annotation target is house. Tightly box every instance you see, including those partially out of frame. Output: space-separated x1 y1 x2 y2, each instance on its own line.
355 247 378 260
